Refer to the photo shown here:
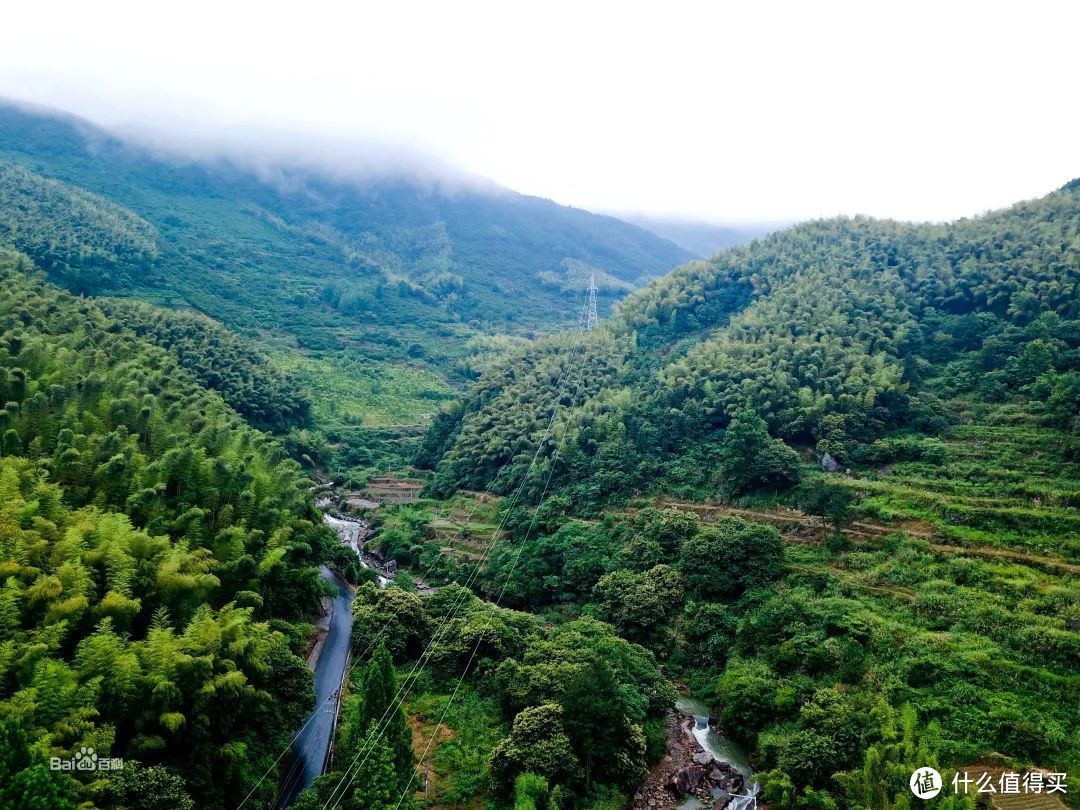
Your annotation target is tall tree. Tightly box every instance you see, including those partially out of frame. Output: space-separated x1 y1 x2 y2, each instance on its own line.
353 643 414 794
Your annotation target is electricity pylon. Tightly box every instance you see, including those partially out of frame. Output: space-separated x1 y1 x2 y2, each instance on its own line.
585 274 599 331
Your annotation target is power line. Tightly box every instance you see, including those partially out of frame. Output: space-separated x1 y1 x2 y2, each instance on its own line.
320 440 547 809
237 319 590 809
393 371 579 809
321 296 593 809
238 446 539 809
320 384 573 808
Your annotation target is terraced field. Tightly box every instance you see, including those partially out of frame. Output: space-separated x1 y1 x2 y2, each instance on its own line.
846 417 1080 557
372 491 507 584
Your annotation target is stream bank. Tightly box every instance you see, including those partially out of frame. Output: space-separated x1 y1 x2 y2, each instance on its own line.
278 504 388 806
631 698 757 810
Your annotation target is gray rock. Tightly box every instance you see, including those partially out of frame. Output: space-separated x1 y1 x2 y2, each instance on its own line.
820 452 841 472
667 765 707 795
693 751 716 766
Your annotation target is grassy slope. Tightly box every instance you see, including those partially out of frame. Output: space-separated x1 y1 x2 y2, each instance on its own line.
842 404 1080 558
0 102 691 463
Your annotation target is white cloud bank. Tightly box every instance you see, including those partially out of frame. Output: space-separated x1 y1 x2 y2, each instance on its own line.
0 0 1077 223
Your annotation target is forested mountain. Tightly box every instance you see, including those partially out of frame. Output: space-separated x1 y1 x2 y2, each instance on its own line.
409 180 1080 805
0 101 691 334
0 252 344 808
97 299 312 434
0 163 158 292
0 250 676 810
0 100 691 475
422 179 1080 503
4 91 1080 810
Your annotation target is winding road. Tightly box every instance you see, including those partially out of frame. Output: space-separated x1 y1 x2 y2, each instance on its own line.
277 564 355 807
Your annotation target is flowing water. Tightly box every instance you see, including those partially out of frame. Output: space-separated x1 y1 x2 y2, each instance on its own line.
322 512 390 586
674 696 758 809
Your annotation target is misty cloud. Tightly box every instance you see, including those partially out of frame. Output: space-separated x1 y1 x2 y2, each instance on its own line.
1 2 1078 222
2 93 499 201
105 118 502 197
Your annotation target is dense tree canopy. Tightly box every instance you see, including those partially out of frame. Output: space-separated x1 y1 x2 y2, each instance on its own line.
0 253 331 808
0 163 159 292
422 180 1080 508
98 298 311 433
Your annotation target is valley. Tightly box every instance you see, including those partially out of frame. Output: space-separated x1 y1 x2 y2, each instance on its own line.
1 101 1078 810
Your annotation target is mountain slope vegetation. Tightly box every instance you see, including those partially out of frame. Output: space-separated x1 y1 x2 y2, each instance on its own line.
0 100 691 475
0 102 691 333
4 94 1079 808
0 162 159 292
423 180 1080 504
0 252 343 808
412 181 1080 805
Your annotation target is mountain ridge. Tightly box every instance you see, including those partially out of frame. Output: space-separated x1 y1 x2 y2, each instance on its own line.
0 99 694 330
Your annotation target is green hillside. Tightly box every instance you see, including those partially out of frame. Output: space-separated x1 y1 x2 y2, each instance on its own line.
0 101 691 476
0 162 158 291
0 251 357 808
423 180 1080 504
4 95 1080 809
0 250 677 810
0 102 691 334
413 181 1080 806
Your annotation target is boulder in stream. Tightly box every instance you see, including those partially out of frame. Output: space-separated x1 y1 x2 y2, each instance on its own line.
667 764 707 795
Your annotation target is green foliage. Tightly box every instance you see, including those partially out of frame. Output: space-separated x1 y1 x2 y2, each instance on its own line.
715 411 802 498
1 105 690 332
0 103 692 478
490 704 580 795
680 601 737 668
592 564 683 644
352 644 414 791
425 181 1080 506
410 688 506 805
271 349 453 429
96 761 194 810
537 258 635 294
0 162 158 292
0 257 326 807
513 771 550 810
486 518 619 607
348 581 671 805
0 716 79 810
99 299 311 432
679 517 785 600
338 723 401 810
797 478 859 538
715 535 1080 798
350 584 429 662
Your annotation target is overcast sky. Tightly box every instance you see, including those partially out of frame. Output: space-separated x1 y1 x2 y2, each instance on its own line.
1 1 1077 223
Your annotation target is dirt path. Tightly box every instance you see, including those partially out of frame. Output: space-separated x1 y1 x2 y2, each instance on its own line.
654 498 1080 577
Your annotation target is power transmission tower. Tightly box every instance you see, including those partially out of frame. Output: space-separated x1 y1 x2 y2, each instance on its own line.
585 274 599 331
